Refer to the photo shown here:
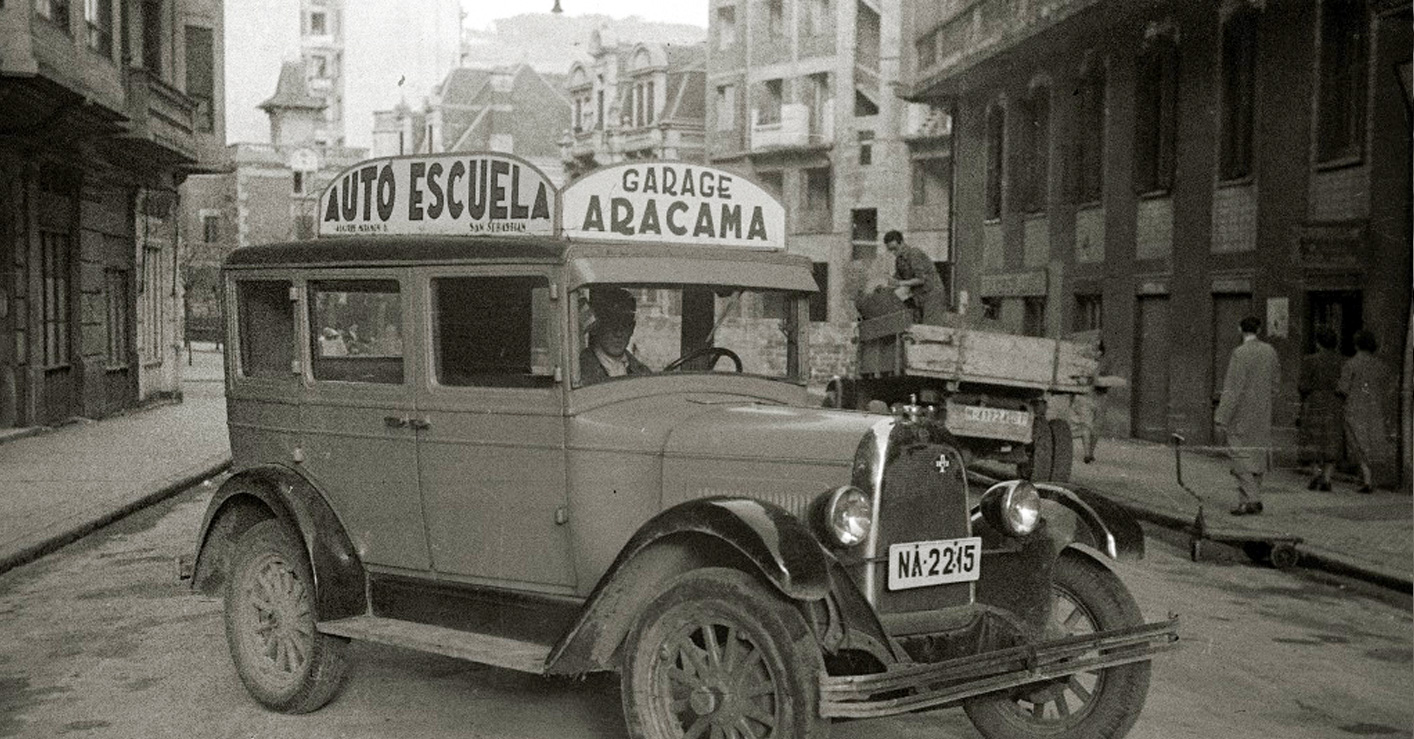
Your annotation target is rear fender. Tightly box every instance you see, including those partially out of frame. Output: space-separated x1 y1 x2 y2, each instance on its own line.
191 465 365 621
545 497 831 675
1034 482 1144 560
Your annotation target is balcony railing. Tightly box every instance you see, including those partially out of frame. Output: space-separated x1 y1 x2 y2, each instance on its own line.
121 67 198 162
929 0 1100 77
750 104 832 152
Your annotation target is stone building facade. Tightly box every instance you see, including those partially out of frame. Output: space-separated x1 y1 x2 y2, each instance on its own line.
560 32 708 181
901 0 1412 463
703 0 953 380
1 0 225 428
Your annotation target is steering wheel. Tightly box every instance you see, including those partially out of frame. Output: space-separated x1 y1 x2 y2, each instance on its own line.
663 346 743 373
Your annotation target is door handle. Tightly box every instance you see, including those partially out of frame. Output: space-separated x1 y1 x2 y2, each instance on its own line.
384 416 409 428
409 417 432 430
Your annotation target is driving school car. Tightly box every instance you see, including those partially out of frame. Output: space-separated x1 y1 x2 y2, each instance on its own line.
189 154 1177 739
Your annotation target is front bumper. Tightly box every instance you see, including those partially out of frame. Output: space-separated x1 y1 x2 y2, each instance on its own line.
819 615 1180 719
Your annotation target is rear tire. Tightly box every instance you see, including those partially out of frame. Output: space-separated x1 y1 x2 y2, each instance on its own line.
964 553 1151 739
224 519 350 714
620 568 828 739
1020 419 1054 482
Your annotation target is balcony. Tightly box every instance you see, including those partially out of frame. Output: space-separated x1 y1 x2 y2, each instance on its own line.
120 67 198 163
750 104 832 153
615 126 664 156
901 102 951 142
911 0 1104 95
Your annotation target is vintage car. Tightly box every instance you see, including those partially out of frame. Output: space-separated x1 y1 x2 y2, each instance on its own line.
189 156 1176 739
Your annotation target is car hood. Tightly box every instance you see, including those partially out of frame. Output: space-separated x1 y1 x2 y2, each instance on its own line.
659 400 885 465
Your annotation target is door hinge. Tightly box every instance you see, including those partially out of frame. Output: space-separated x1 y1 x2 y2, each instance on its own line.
555 506 569 525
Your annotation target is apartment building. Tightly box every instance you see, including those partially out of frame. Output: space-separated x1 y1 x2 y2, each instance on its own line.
373 64 570 186
1 0 226 428
225 0 462 149
705 0 953 335
560 30 708 181
901 0 1412 466
181 61 367 330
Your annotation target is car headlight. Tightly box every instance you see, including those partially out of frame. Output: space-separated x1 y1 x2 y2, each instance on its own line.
979 479 1042 536
817 485 873 547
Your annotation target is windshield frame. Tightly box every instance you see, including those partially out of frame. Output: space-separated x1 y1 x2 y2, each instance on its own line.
570 281 811 389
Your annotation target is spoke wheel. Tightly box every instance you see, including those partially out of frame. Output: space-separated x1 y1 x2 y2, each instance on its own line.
224 520 349 714
622 568 827 739
964 553 1152 739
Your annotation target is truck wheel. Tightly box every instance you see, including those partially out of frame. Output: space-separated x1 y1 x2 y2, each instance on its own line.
964 553 1151 739
1020 420 1054 482
621 568 828 739
1048 419 1074 483
224 520 350 714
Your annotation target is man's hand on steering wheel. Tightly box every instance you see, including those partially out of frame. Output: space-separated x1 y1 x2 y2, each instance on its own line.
663 346 743 373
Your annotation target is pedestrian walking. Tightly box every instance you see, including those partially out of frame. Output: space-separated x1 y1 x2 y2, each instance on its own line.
1338 330 1397 493
1072 341 1112 464
883 230 949 325
1298 327 1344 491
1214 316 1280 516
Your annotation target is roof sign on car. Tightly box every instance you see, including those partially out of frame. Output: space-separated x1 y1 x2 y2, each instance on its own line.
560 162 785 250
316 153 556 238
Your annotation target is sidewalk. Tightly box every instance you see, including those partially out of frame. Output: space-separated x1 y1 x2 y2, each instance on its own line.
1063 437 1413 590
0 344 231 575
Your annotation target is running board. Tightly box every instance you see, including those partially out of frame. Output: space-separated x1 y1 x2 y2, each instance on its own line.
317 615 552 675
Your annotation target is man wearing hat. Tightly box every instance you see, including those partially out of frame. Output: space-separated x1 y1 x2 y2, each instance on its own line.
579 286 652 384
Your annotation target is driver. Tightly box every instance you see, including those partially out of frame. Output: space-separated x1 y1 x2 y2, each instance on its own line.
579 287 652 384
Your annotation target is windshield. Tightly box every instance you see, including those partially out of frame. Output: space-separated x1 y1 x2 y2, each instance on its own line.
572 283 807 387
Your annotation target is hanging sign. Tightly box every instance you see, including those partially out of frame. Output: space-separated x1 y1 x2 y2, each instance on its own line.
317 153 555 237
560 162 785 249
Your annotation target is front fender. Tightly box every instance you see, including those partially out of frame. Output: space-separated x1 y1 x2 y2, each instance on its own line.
1034 482 1145 560
545 497 831 675
191 465 365 621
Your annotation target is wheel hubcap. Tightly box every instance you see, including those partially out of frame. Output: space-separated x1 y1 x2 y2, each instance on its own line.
654 621 780 737
243 554 312 678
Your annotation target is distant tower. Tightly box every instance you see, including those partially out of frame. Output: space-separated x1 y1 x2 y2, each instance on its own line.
260 61 327 148
300 0 346 146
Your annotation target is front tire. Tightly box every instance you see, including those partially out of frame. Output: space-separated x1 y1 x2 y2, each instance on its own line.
620 568 828 739
224 519 350 714
964 553 1152 739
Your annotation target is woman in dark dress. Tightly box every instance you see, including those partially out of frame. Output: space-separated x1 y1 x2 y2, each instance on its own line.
1297 327 1343 491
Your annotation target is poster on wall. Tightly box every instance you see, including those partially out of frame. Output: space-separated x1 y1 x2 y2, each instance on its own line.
1267 297 1289 339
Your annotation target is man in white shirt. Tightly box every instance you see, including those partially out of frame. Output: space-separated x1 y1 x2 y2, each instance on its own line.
579 287 651 384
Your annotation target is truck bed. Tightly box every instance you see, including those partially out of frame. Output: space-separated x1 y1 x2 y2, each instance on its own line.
856 312 1098 394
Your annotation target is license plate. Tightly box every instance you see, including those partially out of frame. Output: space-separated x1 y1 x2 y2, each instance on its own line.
960 405 1030 427
887 537 982 591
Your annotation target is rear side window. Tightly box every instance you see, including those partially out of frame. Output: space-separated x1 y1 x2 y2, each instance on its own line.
309 279 404 384
236 280 293 379
431 276 555 388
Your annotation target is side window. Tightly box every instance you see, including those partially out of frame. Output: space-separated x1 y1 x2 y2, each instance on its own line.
309 279 404 384
236 280 294 379
431 276 555 388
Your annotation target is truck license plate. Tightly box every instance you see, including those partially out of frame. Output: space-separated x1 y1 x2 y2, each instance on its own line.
887 537 982 590
961 405 1031 427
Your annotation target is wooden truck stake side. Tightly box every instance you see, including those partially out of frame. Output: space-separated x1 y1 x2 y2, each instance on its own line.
827 310 1101 483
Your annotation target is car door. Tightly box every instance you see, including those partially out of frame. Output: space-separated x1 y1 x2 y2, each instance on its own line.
413 266 576 592
298 269 430 571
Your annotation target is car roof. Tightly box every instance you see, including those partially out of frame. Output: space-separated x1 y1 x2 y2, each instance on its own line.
225 235 568 268
224 236 815 276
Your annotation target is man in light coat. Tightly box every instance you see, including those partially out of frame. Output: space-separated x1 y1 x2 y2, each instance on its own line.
1214 315 1281 515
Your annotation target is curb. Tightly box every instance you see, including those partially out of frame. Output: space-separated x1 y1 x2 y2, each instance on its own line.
969 462 1413 593
0 454 233 577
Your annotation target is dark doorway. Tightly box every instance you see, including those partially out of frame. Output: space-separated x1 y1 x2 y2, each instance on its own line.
1132 295 1171 442
1305 289 1363 355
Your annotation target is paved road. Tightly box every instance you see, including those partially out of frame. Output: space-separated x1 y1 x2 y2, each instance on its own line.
0 485 1409 739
